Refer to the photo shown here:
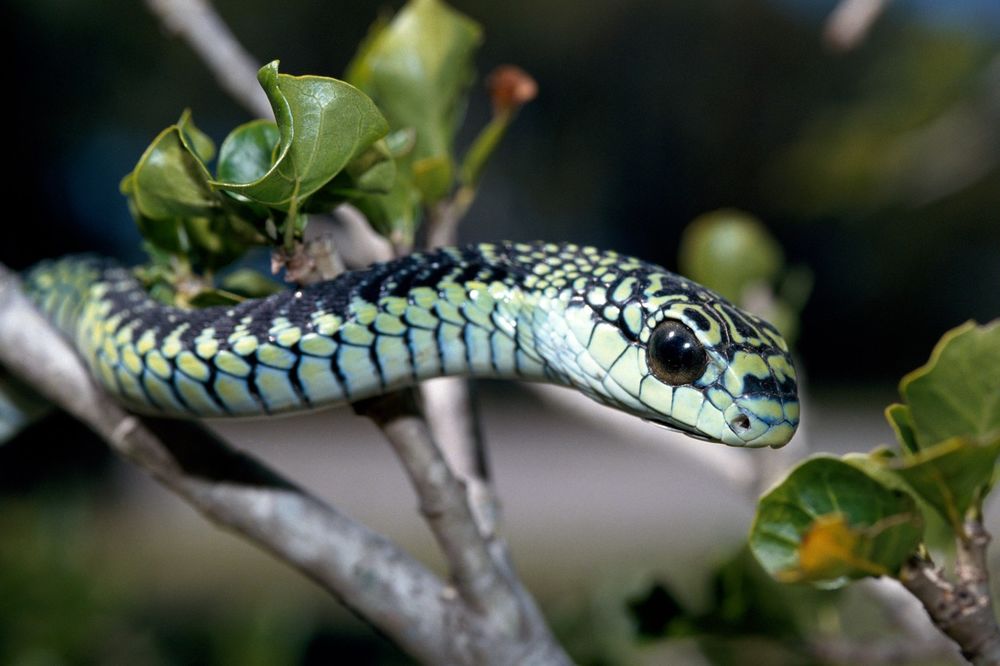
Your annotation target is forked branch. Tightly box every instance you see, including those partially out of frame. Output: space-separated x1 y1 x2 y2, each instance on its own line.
0 265 570 665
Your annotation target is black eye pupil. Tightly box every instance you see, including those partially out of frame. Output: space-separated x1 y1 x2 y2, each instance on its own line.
647 320 708 385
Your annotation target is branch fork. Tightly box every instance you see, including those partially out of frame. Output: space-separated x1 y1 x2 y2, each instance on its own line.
900 521 1000 665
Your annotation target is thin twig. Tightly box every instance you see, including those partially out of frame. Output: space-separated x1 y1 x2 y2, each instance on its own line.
144 0 272 119
353 389 565 662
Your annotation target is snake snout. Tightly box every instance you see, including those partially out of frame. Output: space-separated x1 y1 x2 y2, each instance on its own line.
722 393 799 448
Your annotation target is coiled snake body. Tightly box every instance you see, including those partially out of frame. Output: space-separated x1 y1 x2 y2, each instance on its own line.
24 242 799 447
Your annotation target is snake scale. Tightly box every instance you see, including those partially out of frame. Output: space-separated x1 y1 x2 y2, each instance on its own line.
23 241 799 447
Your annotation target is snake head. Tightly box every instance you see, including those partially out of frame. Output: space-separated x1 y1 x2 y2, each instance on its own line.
559 269 799 448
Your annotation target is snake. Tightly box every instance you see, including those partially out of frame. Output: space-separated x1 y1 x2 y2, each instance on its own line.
22 241 799 447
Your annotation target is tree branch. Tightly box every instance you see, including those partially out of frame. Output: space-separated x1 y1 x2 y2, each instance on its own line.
353 391 514 620
353 388 566 663
0 264 573 664
0 264 468 663
144 0 272 119
899 525 1000 666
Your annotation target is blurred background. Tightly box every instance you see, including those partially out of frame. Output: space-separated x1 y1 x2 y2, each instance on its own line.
4 0 1000 663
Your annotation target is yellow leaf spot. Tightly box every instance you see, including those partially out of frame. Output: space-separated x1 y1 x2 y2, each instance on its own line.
780 513 889 582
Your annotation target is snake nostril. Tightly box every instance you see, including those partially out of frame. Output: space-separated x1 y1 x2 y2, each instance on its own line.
732 414 751 431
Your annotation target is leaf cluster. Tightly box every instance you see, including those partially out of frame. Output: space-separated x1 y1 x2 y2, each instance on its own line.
120 0 525 305
750 319 1000 587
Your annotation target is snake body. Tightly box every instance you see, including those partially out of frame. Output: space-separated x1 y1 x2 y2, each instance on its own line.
24 242 798 447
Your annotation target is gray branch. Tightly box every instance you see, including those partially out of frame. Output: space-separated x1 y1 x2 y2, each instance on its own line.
900 523 1000 666
0 265 569 665
144 0 272 119
354 389 567 664
355 393 514 618
422 191 500 539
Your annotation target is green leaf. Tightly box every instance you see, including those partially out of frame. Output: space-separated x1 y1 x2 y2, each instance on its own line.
212 61 389 208
900 320 1000 448
886 434 1000 532
216 119 280 185
187 288 245 308
134 214 188 255
181 217 250 269
678 209 784 303
849 448 956 553
346 0 483 203
122 118 254 264
177 108 216 164
885 403 919 454
221 269 285 299
750 456 923 588
345 139 396 193
127 124 220 220
305 139 401 213
411 155 453 201
352 170 421 247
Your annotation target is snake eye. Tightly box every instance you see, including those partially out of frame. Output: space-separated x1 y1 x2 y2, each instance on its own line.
647 320 708 385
